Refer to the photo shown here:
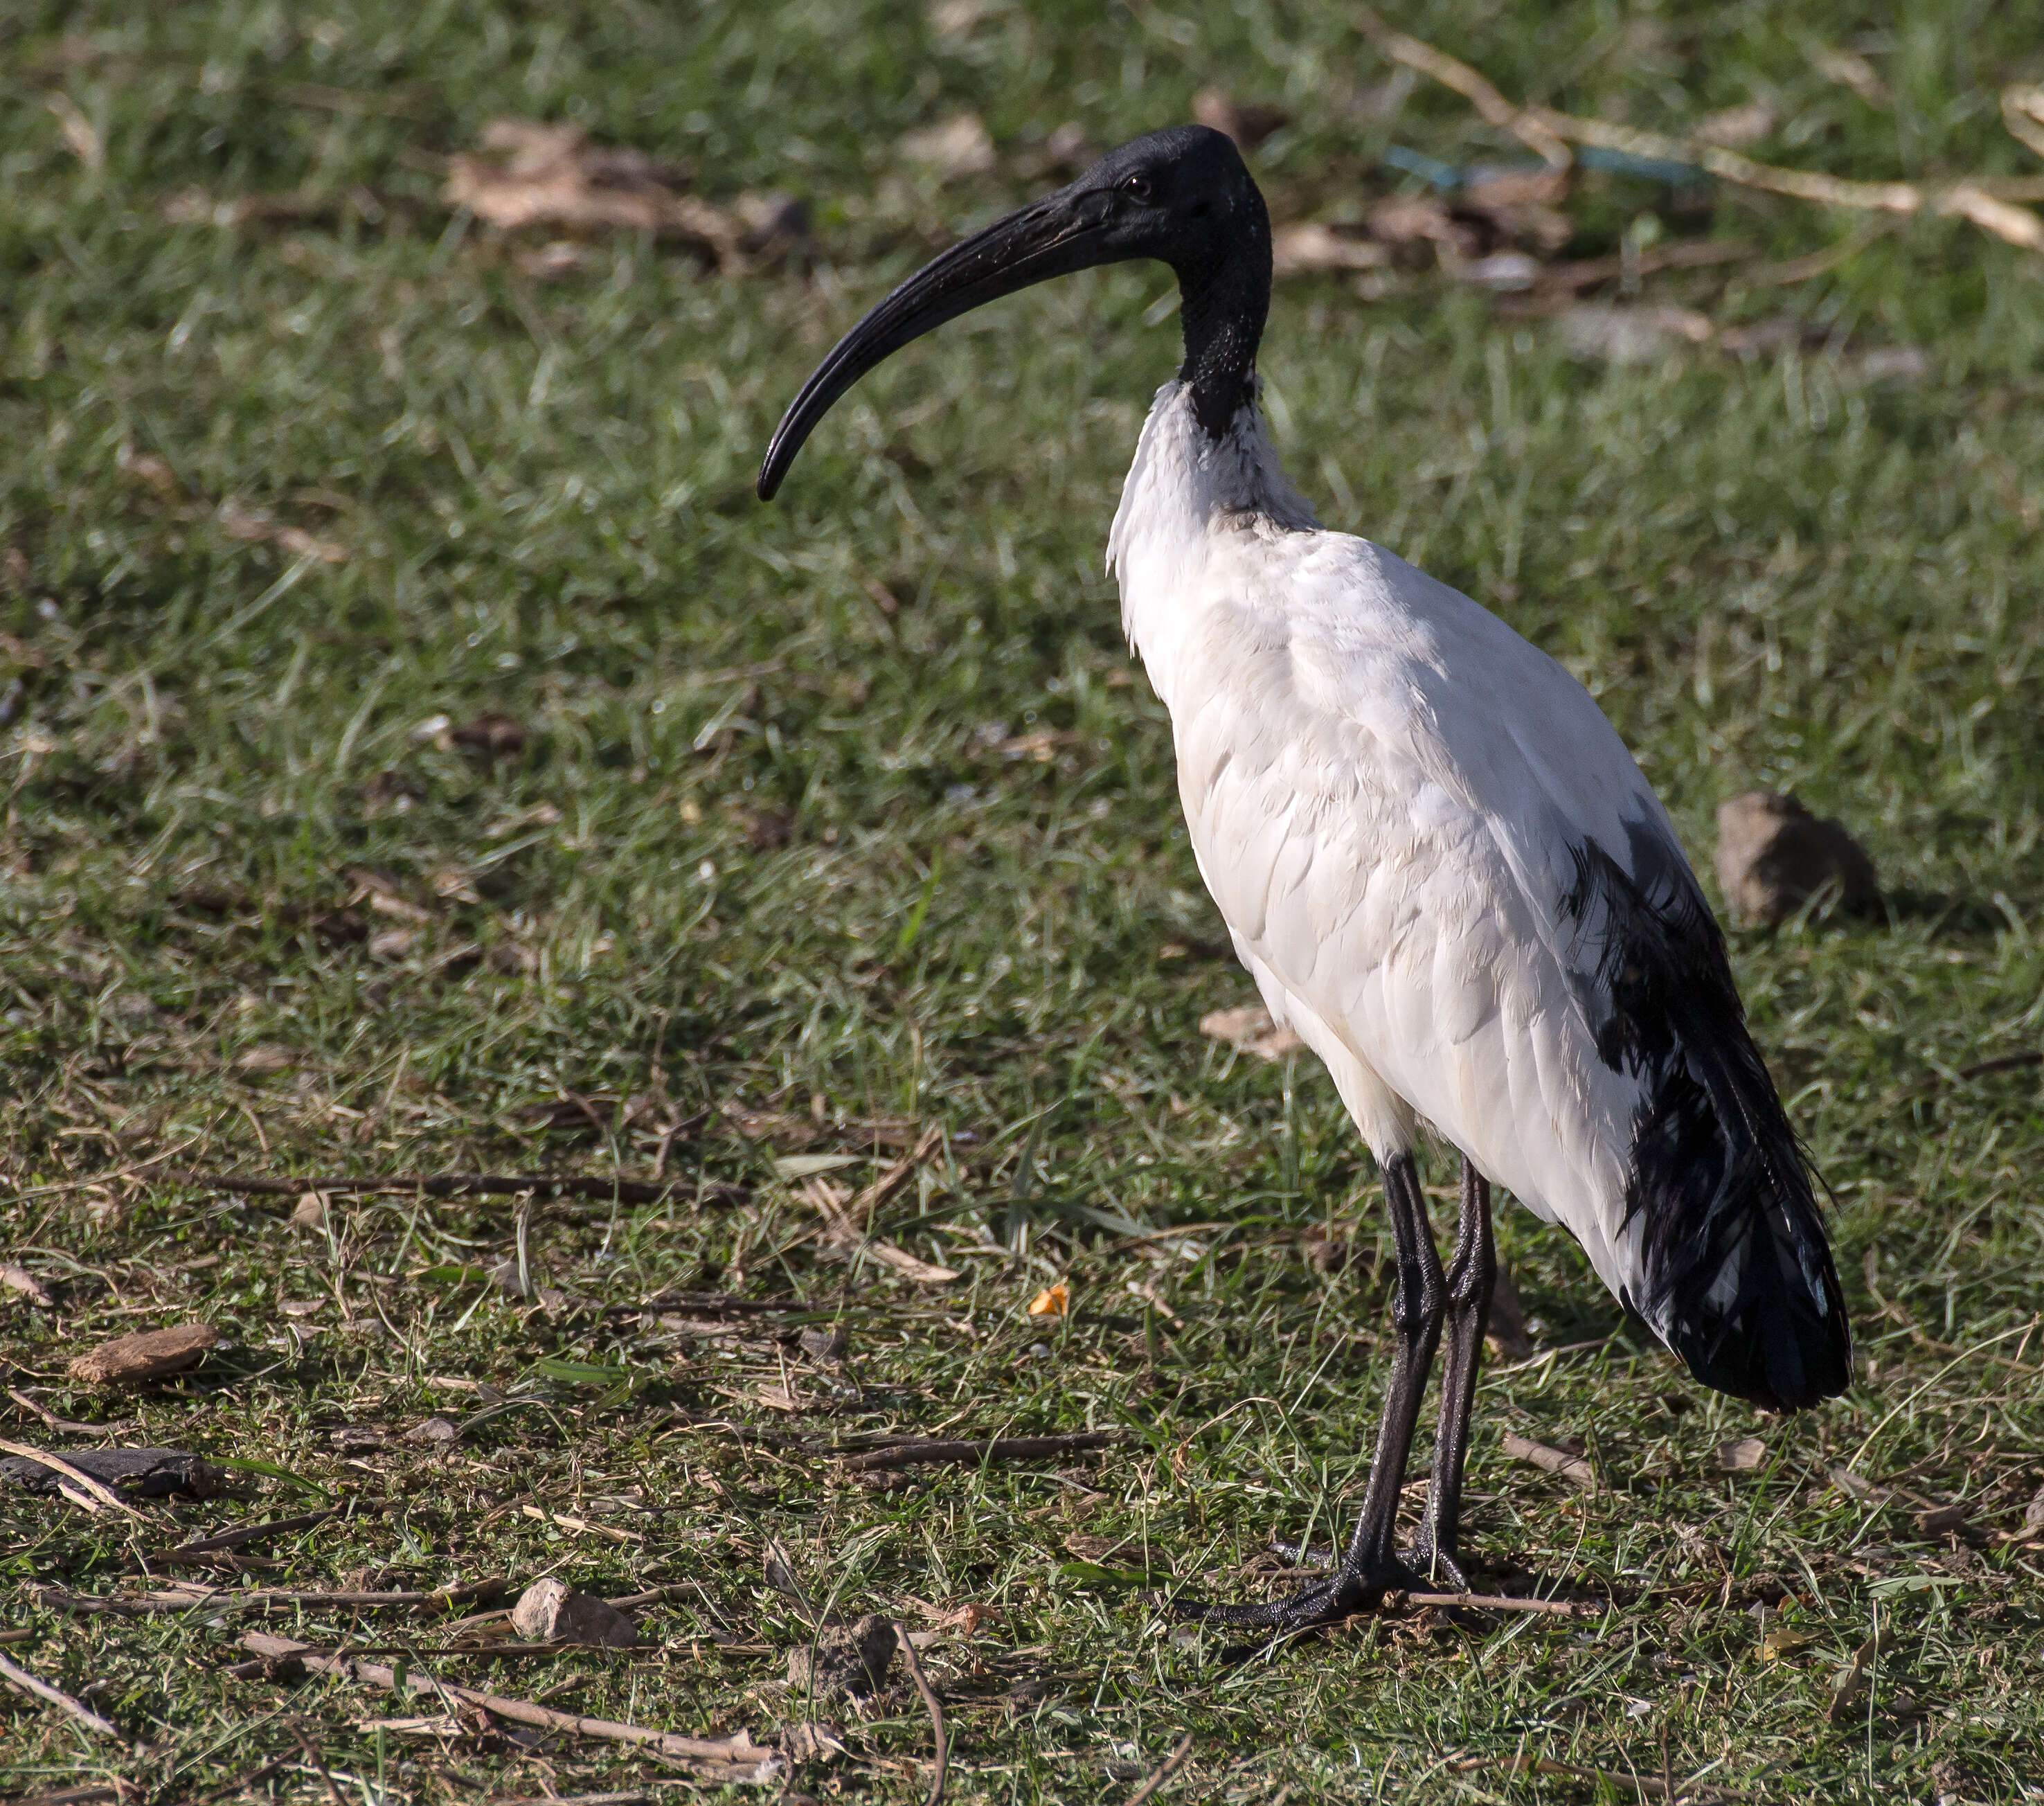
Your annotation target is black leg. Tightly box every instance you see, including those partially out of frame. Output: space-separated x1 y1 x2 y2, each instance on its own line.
1411 1159 1493 1589
1181 1152 1445 1631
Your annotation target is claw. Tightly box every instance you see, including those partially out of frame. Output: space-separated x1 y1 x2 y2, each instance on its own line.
1407 1536 1471 1593
1174 1556 1417 1632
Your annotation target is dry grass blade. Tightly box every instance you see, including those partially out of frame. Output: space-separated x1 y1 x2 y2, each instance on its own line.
1123 1732 1194 1806
0 1648 125 1739
896 1624 949 1806
234 1633 784 1782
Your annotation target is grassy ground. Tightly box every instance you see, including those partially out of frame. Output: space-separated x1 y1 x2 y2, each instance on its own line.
5 1 2044 1800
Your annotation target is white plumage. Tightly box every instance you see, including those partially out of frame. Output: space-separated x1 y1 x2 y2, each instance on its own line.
759 122 1848 1625
1109 379 1667 1317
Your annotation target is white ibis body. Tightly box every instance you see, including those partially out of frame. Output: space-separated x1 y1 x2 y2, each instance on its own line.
759 125 1850 1629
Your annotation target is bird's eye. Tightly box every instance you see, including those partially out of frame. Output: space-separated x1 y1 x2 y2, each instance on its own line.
1122 173 1154 201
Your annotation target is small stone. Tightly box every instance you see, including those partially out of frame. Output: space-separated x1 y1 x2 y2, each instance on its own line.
510 1577 639 1648
785 1614 898 1700
404 1414 460 1445
1714 792 1879 927
67 1322 219 1388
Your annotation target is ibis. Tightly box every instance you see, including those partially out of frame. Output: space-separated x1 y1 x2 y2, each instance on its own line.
758 125 1850 1631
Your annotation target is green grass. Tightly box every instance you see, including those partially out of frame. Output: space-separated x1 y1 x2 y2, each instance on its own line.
4 1 2044 1800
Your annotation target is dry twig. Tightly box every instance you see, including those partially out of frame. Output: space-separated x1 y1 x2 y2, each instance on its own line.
0 1649 125 1740
841 1431 1125 1474
1356 8 2044 249
896 1625 949 1806
1500 1431 1598 1492
1124 1733 1195 1806
233 1633 784 1784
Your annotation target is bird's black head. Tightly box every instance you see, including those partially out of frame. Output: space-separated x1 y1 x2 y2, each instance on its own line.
757 124 1271 500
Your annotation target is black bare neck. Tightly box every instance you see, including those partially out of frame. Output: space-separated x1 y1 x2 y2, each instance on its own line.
1174 188 1271 440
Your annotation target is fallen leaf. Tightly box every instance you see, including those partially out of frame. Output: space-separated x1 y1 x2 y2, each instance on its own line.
46 92 102 170
898 113 995 179
1273 222 1390 276
449 712 528 760
445 119 771 269
799 1325 850 1361
1825 1631 1883 1724
0 1263 55 1308
1366 195 1462 247
1301 1225 1348 1274
1199 1003 1302 1061
233 1044 295 1074
368 927 417 960
219 501 346 562
1761 1622 1815 1661
68 1323 219 1388
782 1720 848 1764
291 1192 328 1229
1829 1465 1891 1504
118 448 179 495
1028 1283 1070 1318
1561 303 1715 364
1191 88 1289 150
1716 1436 1768 1472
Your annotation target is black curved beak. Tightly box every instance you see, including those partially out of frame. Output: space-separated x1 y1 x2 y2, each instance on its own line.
757 182 1122 501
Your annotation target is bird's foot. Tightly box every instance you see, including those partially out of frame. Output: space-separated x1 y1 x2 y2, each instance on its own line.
1404 1531 1471 1594
1175 1553 1417 1633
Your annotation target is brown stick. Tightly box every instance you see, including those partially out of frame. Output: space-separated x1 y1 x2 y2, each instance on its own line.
1500 1432 1598 1492
1397 1589 1592 1616
1124 1732 1195 1806
841 1431 1126 1474
30 1578 506 1616
896 1626 949 1806
1359 10 2044 250
159 1752 296 1806
1354 8 1569 165
1532 240 1752 293
851 1125 945 1227
234 1634 783 1781
6 1389 130 1438
0 1649 125 1739
164 1170 729 1205
0 1438 152 1521
166 1508 339 1557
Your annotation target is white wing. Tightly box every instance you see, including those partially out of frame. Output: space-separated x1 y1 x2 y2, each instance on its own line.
1167 528 1675 1305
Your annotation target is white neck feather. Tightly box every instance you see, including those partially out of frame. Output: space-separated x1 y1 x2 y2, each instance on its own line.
1106 380 1317 707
